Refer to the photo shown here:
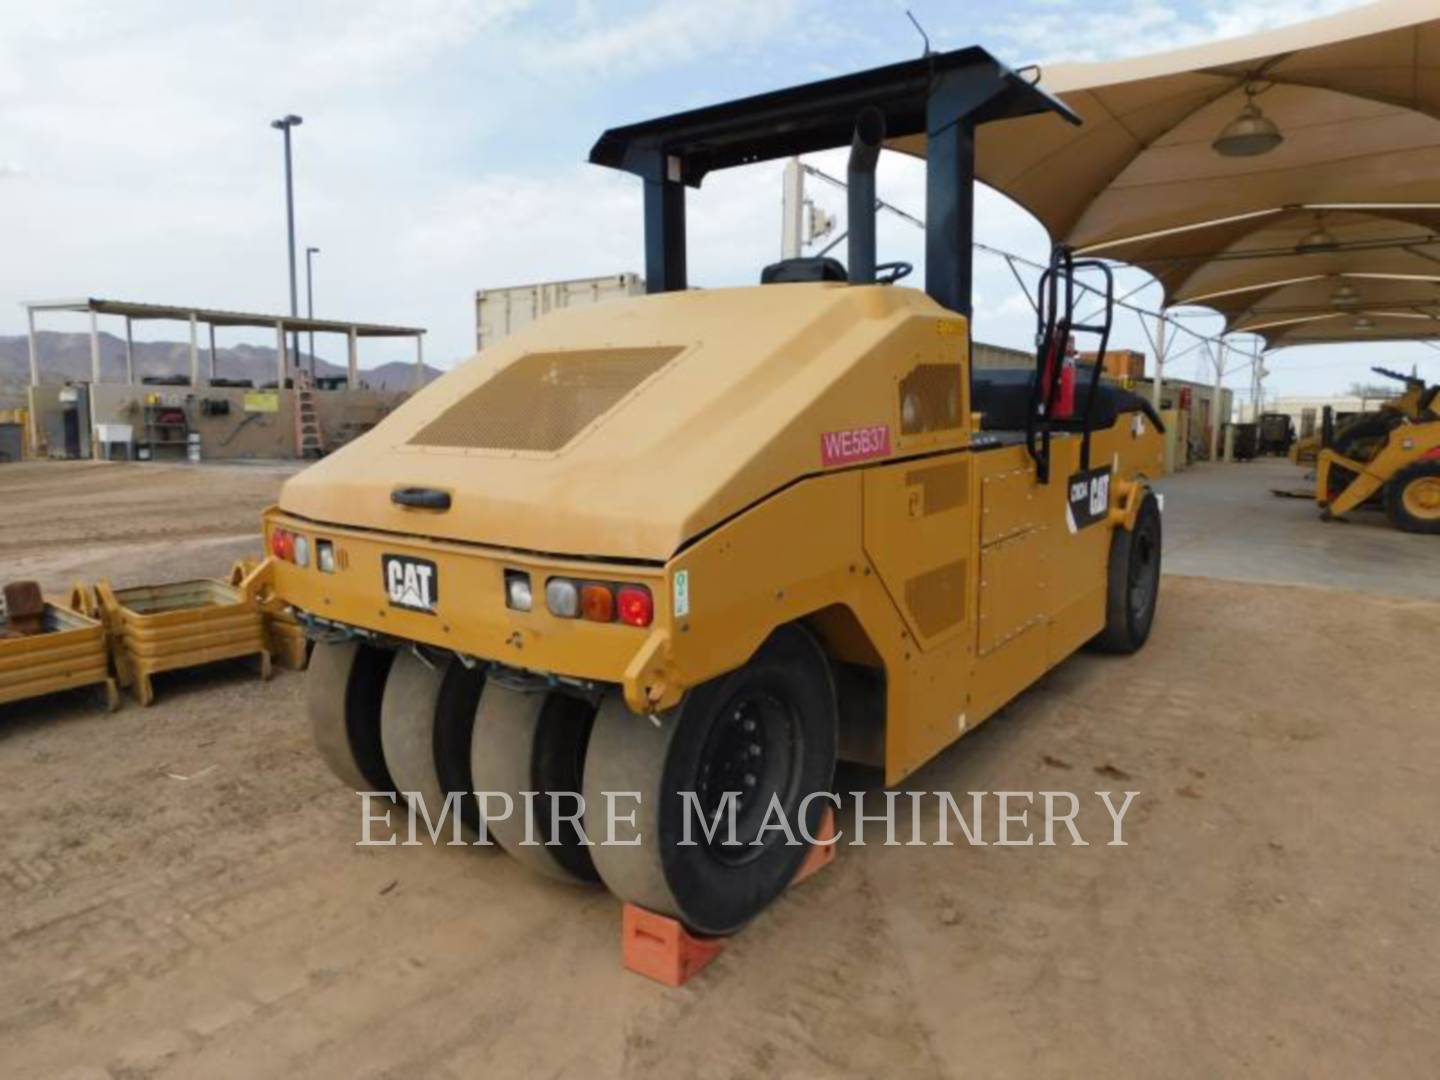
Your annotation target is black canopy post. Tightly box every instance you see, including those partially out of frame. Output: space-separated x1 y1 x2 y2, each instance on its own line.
642 155 688 293
925 115 976 316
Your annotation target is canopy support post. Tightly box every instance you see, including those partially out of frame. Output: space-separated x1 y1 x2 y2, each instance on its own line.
414 334 425 390
924 114 976 318
124 317 135 386
208 322 218 383
1209 340 1227 462
89 310 101 385
348 328 358 389
276 321 287 387
641 151 687 293
189 313 200 387
27 307 39 388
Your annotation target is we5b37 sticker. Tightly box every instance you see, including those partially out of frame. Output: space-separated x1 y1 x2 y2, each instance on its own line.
1065 466 1112 533
821 424 890 467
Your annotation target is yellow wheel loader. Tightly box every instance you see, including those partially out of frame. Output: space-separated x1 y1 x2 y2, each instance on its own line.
263 48 1166 935
1317 366 1440 533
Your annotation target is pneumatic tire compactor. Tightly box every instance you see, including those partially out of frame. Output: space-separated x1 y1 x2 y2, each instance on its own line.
265 47 1166 935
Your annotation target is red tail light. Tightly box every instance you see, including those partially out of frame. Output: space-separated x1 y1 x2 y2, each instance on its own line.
616 585 653 627
270 528 294 561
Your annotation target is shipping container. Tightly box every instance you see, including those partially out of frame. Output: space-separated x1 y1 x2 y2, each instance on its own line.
475 274 646 350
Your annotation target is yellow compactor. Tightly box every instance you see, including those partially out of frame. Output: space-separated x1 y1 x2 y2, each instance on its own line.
264 48 1166 934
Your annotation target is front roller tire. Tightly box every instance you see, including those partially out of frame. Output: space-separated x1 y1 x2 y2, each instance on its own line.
307 640 396 791
1092 490 1162 654
470 682 600 884
582 623 838 936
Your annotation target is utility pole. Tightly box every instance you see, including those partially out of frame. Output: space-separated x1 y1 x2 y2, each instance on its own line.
305 245 320 376
270 114 303 378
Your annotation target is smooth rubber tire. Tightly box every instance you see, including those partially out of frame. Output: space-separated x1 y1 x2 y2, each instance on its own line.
307 640 396 791
1092 491 1162 654
583 623 837 936
470 682 600 884
380 650 460 833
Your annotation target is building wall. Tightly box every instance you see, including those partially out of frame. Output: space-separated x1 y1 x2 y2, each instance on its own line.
28 383 412 461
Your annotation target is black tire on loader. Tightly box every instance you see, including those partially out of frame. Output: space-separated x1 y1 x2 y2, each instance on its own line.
1383 460 1440 534
1092 490 1162 655
470 682 600 884
307 640 396 792
582 623 838 936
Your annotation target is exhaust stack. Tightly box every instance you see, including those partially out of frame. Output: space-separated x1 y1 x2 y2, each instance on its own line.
847 106 886 285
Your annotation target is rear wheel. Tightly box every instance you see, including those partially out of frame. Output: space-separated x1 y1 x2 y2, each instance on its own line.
1384 461 1440 534
582 623 837 936
470 683 600 883
1093 491 1162 654
381 650 469 837
307 640 396 791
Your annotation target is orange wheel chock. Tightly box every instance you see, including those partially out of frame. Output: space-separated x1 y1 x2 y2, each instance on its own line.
620 806 837 988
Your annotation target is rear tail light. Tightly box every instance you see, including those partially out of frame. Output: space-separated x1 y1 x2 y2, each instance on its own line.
270 528 295 562
540 577 649 626
580 583 614 623
617 585 653 627
545 578 580 618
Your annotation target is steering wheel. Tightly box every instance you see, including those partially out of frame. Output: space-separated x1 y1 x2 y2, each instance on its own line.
875 261 913 285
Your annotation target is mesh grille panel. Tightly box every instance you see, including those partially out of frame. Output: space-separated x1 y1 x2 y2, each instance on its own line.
904 462 968 516
899 363 963 435
408 346 682 452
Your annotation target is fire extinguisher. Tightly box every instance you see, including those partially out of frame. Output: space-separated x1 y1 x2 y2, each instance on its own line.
1054 334 1077 419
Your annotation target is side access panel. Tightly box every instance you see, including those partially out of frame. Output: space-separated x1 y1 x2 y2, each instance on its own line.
862 456 975 781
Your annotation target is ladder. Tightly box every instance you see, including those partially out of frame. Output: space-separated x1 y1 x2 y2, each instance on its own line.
293 369 325 459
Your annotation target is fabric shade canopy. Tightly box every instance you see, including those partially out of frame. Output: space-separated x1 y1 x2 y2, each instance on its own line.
891 0 1440 347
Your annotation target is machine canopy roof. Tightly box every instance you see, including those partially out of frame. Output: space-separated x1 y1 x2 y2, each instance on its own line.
889 0 1440 346
590 46 1078 187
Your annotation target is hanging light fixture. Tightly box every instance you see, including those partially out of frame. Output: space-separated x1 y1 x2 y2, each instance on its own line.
1331 282 1360 306
1213 82 1284 157
1297 211 1338 253
1352 315 1376 329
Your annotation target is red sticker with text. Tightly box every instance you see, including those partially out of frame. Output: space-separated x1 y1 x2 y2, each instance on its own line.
821 424 891 467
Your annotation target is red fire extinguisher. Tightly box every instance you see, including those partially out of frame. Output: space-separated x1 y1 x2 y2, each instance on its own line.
1055 334 1077 419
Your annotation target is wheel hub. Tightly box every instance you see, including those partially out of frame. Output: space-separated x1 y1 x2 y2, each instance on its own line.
1404 476 1440 519
695 690 796 864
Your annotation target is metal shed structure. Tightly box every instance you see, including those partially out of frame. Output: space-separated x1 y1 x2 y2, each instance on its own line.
22 297 426 390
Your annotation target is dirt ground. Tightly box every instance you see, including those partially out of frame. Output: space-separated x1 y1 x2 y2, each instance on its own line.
1 461 1438 1078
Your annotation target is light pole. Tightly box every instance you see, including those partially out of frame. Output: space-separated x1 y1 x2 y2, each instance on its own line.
270 113 303 379
305 245 320 376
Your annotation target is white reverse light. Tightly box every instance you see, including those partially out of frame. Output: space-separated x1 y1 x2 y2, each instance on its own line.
505 570 533 612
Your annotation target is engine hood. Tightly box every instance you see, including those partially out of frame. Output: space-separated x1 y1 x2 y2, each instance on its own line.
278 283 963 562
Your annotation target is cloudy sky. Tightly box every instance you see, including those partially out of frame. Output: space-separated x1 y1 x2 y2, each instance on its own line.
3 0 1432 399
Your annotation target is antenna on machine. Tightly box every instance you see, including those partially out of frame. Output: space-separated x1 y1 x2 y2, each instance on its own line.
905 8 934 57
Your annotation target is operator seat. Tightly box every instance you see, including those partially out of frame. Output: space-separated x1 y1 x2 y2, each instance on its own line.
760 257 848 284
972 366 1165 433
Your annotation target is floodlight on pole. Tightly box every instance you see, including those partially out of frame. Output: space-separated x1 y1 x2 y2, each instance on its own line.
271 113 303 378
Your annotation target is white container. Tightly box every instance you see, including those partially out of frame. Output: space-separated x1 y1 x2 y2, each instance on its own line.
186 432 202 463
475 273 645 350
